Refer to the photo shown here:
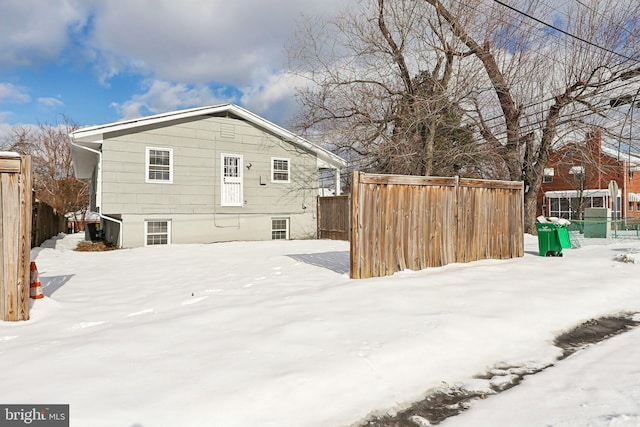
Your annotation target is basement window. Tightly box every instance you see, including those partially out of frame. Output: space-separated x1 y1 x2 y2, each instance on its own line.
145 220 171 245
271 218 289 240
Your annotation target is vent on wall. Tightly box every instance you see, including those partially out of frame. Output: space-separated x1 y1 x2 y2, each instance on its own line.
220 124 235 139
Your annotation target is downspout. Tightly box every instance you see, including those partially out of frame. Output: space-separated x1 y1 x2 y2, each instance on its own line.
99 213 123 249
68 138 124 248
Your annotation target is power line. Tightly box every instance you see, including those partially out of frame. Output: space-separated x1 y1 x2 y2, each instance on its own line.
461 80 640 142
490 0 639 63
435 1 640 149
434 1 640 145
477 71 640 127
440 0 640 124
572 0 637 40
447 0 586 59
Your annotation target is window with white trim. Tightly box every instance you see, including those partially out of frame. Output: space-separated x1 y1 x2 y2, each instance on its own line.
146 147 173 183
543 167 554 183
271 158 290 183
569 165 585 175
548 195 605 220
271 218 289 240
145 220 171 245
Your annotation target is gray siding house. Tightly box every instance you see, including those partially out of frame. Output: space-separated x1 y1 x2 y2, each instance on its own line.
69 104 346 248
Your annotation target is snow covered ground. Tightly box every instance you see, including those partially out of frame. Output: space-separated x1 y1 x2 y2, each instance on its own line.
2 233 640 426
442 324 640 427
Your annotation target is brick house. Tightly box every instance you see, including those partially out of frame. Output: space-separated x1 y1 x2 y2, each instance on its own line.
538 131 640 221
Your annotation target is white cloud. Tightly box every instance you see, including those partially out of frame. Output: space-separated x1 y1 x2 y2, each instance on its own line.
0 0 347 127
88 0 346 86
241 72 303 112
0 83 31 104
110 80 233 119
239 72 313 125
0 0 346 83
111 72 312 127
38 97 64 108
0 0 90 68
0 118 14 143
0 117 39 147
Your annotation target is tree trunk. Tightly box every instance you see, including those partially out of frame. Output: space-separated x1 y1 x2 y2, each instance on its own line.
523 191 539 235
422 121 436 176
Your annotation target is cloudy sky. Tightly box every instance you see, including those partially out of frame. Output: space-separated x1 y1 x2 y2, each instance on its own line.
0 0 345 135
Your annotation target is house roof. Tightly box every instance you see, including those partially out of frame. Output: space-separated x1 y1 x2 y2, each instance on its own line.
69 104 346 178
553 136 640 170
601 144 640 168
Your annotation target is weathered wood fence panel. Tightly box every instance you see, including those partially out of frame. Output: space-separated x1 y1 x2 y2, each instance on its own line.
350 172 523 279
317 195 350 240
32 201 66 248
456 179 524 264
0 154 32 321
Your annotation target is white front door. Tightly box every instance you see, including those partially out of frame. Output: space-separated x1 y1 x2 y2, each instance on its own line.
221 153 243 206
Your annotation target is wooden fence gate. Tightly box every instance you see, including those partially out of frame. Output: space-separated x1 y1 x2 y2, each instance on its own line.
350 172 524 279
317 195 350 240
0 153 32 321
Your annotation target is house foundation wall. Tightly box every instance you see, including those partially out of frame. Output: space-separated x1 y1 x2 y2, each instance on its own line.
110 211 317 248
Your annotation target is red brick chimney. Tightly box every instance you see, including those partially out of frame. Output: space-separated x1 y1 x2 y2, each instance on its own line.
586 130 602 188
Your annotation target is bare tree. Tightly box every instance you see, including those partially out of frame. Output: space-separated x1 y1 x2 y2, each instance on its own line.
289 0 488 178
549 131 614 220
421 0 640 232
1 117 89 216
292 0 640 233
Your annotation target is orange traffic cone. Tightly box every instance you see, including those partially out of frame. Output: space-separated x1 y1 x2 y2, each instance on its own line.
30 262 43 299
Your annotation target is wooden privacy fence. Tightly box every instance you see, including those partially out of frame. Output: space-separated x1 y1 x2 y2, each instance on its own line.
350 172 524 279
317 195 350 240
32 201 66 248
0 153 32 321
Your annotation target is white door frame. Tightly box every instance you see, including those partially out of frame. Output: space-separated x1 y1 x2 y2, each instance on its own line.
221 153 243 207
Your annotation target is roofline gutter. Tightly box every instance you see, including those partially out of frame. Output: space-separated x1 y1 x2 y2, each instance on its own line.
69 137 124 248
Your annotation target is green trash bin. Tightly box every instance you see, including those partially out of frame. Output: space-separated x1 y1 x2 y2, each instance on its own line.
536 222 571 257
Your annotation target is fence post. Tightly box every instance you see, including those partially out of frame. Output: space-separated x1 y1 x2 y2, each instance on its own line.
0 154 31 321
350 171 361 279
18 156 31 319
454 175 460 263
316 196 321 239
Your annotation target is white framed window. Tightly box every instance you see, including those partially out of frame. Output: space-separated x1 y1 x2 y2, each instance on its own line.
221 153 243 207
547 195 606 220
271 218 289 240
271 157 290 183
145 220 171 246
543 167 554 183
569 165 585 175
146 147 173 183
